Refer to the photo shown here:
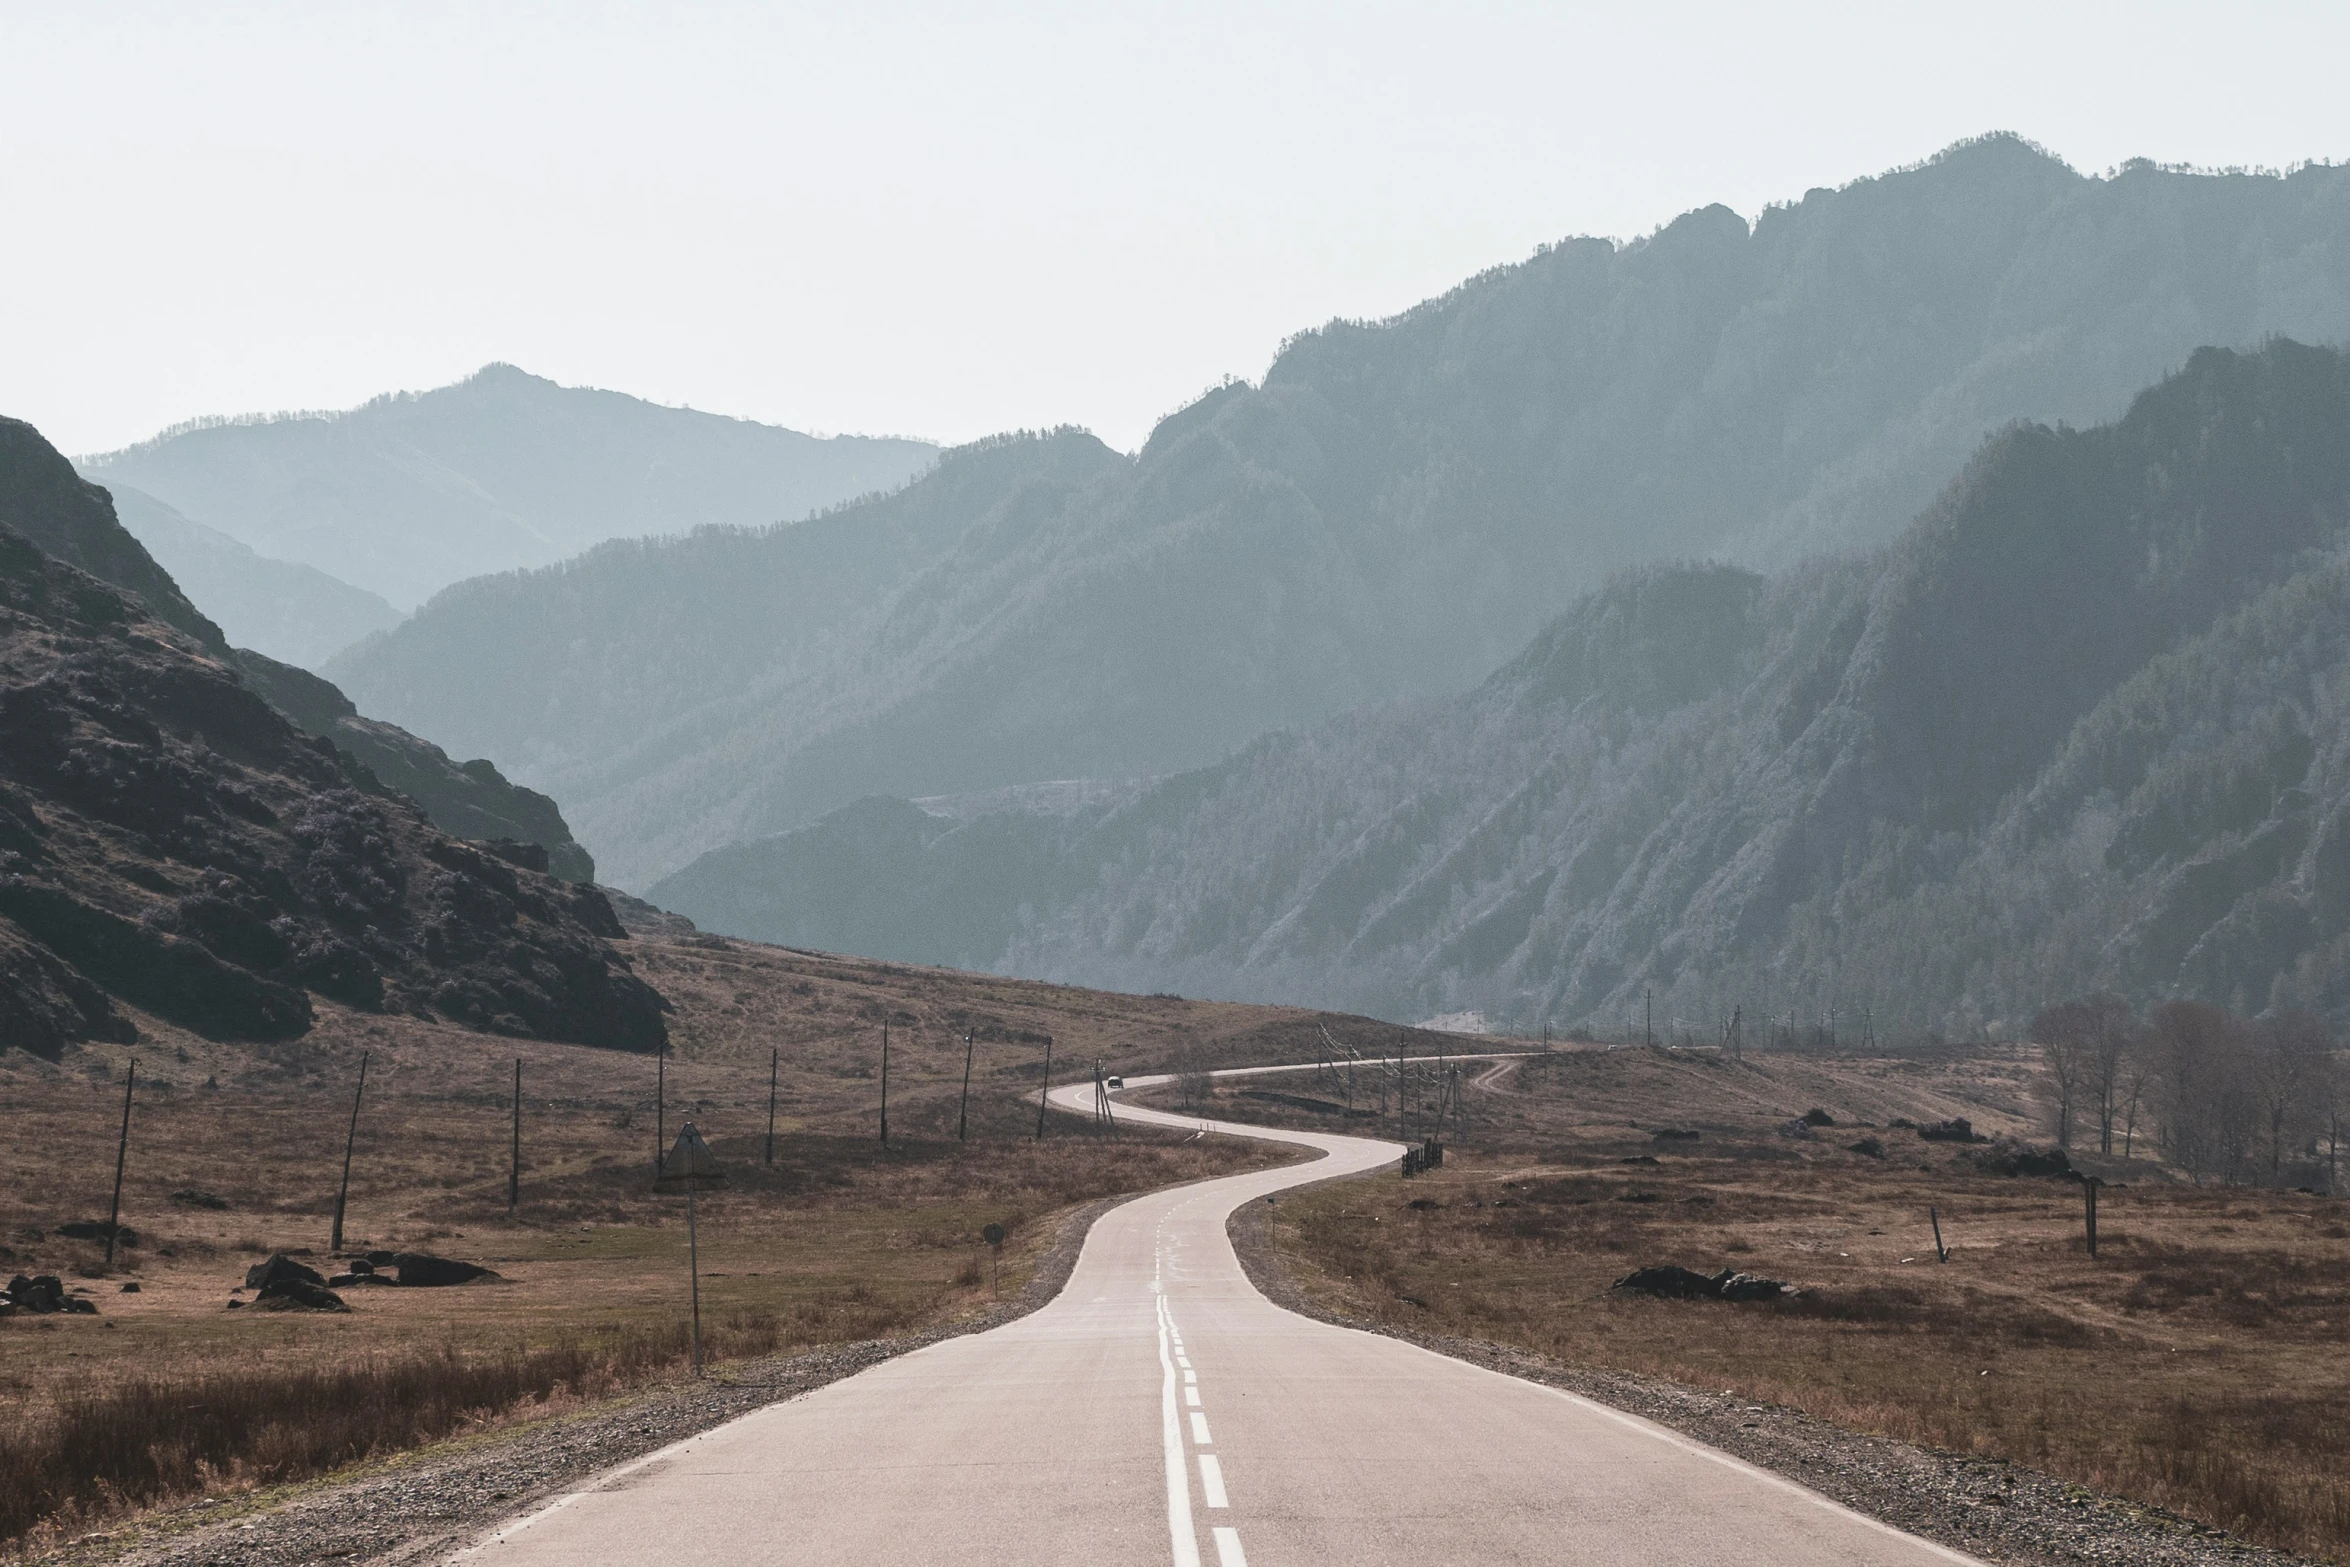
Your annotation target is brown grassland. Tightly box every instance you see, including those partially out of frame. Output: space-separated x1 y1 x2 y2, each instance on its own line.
1171 1045 2350 1563
0 932 1379 1552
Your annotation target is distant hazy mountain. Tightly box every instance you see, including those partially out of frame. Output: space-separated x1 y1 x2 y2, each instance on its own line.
335 136 2350 889
106 482 401 668
81 364 938 610
653 341 2350 1037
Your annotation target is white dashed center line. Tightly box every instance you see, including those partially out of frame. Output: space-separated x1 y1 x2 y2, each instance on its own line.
1160 1214 1248 1567
1199 1454 1229 1508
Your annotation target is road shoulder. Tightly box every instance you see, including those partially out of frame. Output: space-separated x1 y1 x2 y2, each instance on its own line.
1226 1193 2319 1567
28 1193 1127 1567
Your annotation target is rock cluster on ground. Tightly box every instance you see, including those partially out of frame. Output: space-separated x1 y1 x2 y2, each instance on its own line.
1612 1264 1796 1302
4 1272 98 1315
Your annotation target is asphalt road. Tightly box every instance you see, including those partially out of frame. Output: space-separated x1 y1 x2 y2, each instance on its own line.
456 1064 1980 1566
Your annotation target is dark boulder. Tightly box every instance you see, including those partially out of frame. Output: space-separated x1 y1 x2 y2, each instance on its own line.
244 1253 326 1291
1918 1118 1987 1143
1614 1264 1795 1303
1847 1136 1886 1158
257 1277 347 1311
1714 1271 1795 1302
57 1219 136 1245
1612 1264 1721 1299
1977 1146 2078 1179
6 1273 64 1312
1800 1108 1836 1127
391 1252 500 1287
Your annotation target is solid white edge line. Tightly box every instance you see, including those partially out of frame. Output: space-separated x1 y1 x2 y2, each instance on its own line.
1199 1453 1229 1508
1212 1525 1249 1566
1158 1293 1203 1567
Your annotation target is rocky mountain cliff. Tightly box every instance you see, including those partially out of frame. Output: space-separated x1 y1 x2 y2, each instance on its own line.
0 423 664 1057
331 137 2350 888
652 341 2350 1038
82 363 939 610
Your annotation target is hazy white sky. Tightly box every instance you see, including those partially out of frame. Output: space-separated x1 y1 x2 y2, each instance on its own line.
5 1 2347 457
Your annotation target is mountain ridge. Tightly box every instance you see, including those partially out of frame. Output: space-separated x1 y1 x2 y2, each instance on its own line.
81 363 940 610
331 136 2350 888
651 340 2350 1038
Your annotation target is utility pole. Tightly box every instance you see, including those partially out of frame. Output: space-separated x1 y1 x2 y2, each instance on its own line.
765 1047 779 1166
879 1022 890 1148
104 1058 135 1268
1034 1036 1053 1140
957 1031 975 1141
655 1045 666 1174
1646 986 1653 1049
508 1057 521 1215
331 1051 369 1254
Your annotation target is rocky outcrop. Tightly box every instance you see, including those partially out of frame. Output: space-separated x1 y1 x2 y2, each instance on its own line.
0 417 225 652
232 651 596 882
0 493 667 1056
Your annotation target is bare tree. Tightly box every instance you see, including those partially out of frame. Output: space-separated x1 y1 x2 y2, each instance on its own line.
2031 999 2096 1150
2254 1011 2329 1186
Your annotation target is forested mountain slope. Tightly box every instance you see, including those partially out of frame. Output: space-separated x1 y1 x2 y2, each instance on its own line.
335 137 2350 887
81 363 937 609
653 341 2350 1037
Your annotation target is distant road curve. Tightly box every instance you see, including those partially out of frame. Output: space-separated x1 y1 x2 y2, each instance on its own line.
456 1054 1980 1566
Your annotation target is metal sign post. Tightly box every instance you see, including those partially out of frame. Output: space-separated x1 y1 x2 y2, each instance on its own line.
656 1122 727 1375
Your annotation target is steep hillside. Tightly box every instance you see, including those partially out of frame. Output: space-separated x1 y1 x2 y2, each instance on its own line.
654 341 2350 1037
0 517 666 1057
334 138 2350 886
107 483 402 668
232 651 598 883
1 420 601 882
0 419 223 652
82 364 938 609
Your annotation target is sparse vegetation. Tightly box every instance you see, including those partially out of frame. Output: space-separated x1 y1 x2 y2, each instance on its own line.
1213 1044 2350 1562
0 936 1316 1551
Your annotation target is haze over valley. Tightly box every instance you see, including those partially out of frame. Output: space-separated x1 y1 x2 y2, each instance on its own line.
11 10 2350 1561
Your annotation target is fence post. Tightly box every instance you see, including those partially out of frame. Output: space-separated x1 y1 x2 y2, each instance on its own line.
2083 1177 2100 1258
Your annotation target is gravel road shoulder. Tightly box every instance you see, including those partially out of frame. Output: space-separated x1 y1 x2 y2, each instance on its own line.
22 1194 1124 1567
1228 1194 2318 1567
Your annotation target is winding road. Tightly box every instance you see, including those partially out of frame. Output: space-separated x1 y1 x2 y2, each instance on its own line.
455 1063 1979 1566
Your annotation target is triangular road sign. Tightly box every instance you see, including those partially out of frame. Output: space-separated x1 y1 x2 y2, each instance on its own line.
655 1121 727 1191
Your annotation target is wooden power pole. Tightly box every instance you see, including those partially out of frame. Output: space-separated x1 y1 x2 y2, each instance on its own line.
765 1046 779 1166
958 1031 975 1141
331 1051 369 1254
508 1057 521 1214
104 1058 135 1268
1034 1036 1053 1140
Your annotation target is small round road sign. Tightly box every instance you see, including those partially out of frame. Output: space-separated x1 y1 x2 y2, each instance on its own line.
982 1222 1006 1247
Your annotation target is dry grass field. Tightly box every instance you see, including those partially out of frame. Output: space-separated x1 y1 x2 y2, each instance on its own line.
1189 1044 2350 1563
0 931 1372 1551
